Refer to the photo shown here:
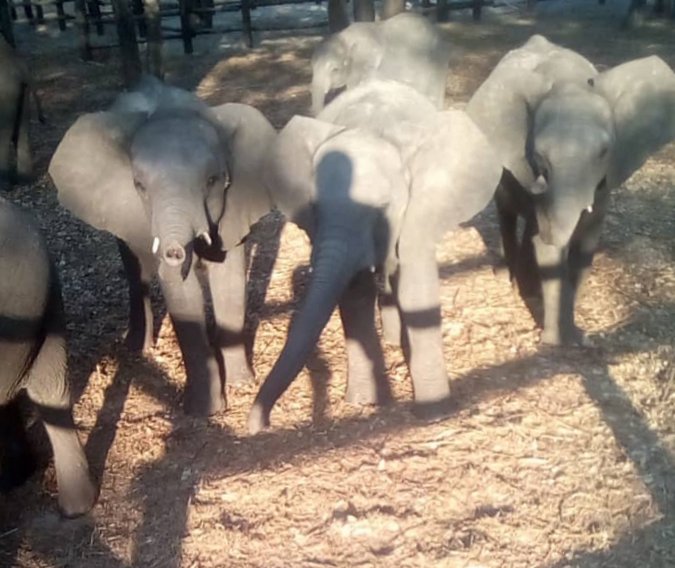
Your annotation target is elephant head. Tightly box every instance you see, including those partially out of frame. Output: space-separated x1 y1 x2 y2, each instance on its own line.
49 76 274 269
468 35 675 247
310 23 383 116
248 80 502 433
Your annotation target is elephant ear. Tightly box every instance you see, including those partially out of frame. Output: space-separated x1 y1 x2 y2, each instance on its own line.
398 110 502 254
209 103 276 250
48 110 150 246
595 56 675 189
465 34 596 188
264 116 346 235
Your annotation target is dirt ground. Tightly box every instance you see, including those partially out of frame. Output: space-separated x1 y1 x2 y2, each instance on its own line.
1 2 674 567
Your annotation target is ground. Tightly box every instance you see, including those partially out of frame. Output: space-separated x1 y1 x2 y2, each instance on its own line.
1 1 674 567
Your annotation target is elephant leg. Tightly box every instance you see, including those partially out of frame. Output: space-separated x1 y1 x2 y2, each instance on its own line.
24 290 96 518
568 192 608 300
515 216 541 300
339 270 389 405
15 89 32 180
117 239 155 353
206 244 255 387
0 398 36 493
532 235 583 346
397 254 451 416
494 182 520 282
159 260 225 415
379 271 402 346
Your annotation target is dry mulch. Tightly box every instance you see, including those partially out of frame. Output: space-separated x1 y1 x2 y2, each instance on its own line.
1 3 674 567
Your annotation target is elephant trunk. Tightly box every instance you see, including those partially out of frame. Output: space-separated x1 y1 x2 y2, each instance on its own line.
152 201 207 267
311 79 329 116
248 234 362 433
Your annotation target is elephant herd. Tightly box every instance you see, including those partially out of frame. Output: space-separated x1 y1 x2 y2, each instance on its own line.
1 12 675 519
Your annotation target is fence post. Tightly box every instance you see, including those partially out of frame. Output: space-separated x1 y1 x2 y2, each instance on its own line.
0 0 14 46
143 0 162 77
74 0 92 60
473 0 482 20
179 0 194 54
111 0 142 86
241 0 253 46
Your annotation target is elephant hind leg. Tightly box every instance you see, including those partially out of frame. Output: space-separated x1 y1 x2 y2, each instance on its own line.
24 290 96 518
339 270 390 406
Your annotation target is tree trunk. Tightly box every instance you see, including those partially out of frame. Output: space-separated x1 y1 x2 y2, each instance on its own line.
328 0 349 32
143 0 163 78
353 0 374 22
111 0 142 86
382 0 405 19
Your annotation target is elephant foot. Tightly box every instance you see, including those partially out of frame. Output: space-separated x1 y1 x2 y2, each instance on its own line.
411 396 456 423
58 473 97 519
183 380 226 416
247 403 270 435
541 324 593 348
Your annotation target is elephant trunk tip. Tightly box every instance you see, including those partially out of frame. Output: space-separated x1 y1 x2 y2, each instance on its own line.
162 240 187 266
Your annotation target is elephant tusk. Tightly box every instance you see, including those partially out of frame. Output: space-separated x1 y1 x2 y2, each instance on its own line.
586 205 593 214
152 237 160 254
198 231 212 247
369 265 376 273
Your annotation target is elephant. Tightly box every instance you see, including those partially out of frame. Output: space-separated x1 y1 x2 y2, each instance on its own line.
466 34 675 346
49 76 276 416
0 197 96 517
247 80 503 434
0 35 44 191
310 12 451 115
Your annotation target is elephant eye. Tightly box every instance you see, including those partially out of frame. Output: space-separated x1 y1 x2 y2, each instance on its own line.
598 146 608 159
134 179 146 194
206 175 219 189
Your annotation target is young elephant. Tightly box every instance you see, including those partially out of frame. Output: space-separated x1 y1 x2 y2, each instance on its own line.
248 80 502 433
0 197 96 517
311 12 451 115
49 77 275 416
0 35 43 190
466 35 675 346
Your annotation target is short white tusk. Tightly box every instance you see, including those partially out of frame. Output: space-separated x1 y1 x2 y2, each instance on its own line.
152 237 160 254
586 205 593 214
199 231 212 247
369 265 376 273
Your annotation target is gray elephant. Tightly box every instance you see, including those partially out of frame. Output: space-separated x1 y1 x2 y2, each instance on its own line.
247 80 502 433
466 35 675 346
1 35 43 190
0 197 96 517
49 77 275 416
311 12 451 115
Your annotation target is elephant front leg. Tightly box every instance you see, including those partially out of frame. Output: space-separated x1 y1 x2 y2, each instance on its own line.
117 239 156 353
339 269 390 405
494 179 520 283
397 255 451 417
532 235 584 346
159 261 225 415
207 244 255 387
